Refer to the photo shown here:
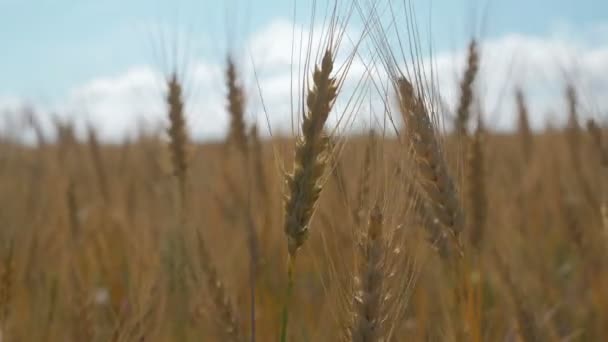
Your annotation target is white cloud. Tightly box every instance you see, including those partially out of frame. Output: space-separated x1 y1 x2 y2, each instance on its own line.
1 19 608 143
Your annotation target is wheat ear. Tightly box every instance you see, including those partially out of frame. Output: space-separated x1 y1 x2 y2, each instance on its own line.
226 57 248 154
397 77 464 254
349 205 386 342
280 48 337 342
454 40 479 137
165 72 241 341
166 73 189 203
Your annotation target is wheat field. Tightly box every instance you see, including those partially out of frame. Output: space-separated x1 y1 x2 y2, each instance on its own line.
0 1 607 341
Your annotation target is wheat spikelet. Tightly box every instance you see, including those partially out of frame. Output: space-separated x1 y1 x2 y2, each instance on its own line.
226 57 248 154
348 205 386 342
454 40 479 137
397 77 464 254
283 48 337 257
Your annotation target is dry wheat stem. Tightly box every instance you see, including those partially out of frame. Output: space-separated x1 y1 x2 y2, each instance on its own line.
466 120 486 251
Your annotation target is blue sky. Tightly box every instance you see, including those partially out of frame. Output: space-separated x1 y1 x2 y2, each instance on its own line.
1 0 607 140
2 0 605 97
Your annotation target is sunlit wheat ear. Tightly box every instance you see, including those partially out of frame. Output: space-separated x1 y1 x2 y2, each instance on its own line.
454 40 479 137
166 73 189 202
466 118 486 251
280 47 340 342
283 48 338 257
226 56 248 154
397 77 464 254
515 88 533 162
349 205 386 342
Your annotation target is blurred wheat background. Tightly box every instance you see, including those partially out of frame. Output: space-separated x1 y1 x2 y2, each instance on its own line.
1 0 608 341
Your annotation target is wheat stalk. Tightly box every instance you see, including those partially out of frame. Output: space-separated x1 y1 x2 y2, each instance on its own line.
466 118 486 251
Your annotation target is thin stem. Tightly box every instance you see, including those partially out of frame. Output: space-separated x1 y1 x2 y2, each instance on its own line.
280 254 295 342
